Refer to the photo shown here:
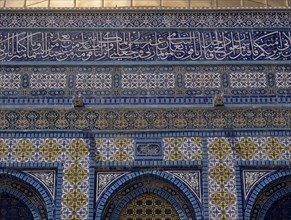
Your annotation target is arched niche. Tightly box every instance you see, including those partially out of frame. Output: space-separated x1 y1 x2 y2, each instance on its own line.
245 169 291 220
95 170 202 220
0 169 54 220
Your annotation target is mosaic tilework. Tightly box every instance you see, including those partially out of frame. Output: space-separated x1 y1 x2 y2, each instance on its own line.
242 170 275 197
276 72 291 88
0 107 290 131
96 172 128 198
135 140 163 160
0 73 21 89
30 74 66 89
0 177 49 219
2 30 291 62
119 193 179 220
0 193 34 220
75 73 111 89
121 73 175 89
168 171 200 199
1 11 291 29
0 138 90 220
95 138 134 162
163 137 202 161
185 72 221 88
25 170 56 197
230 72 266 88
208 137 291 220
1 66 291 100
234 137 291 161
98 171 198 219
208 138 237 220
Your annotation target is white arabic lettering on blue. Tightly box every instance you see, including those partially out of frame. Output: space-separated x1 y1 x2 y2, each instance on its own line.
0 31 291 61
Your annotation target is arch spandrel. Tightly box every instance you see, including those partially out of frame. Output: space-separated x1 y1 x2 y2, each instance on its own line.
245 169 291 220
95 170 202 220
0 169 55 220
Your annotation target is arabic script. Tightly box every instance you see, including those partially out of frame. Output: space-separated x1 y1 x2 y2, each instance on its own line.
1 30 291 61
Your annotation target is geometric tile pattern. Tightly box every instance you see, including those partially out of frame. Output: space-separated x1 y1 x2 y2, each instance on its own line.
96 172 128 198
208 136 291 220
30 74 66 89
230 72 266 88
209 164 234 185
208 138 232 160
25 170 56 197
0 108 290 131
119 193 179 220
76 73 111 89
95 138 134 162
0 66 291 100
1 11 291 29
276 72 291 88
163 137 202 161
235 138 258 160
208 138 237 220
39 139 62 162
0 73 21 89
2 31 291 62
0 138 90 220
168 171 200 199
13 140 35 161
64 163 88 185
121 73 175 89
242 170 275 197
234 137 291 161
185 72 221 88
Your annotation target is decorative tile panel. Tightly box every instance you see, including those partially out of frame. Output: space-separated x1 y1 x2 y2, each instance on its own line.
185 72 221 88
1 11 291 29
234 137 291 161
0 108 289 131
75 73 111 89
230 72 266 88
0 138 90 220
0 73 21 89
135 140 163 161
208 138 237 220
31 74 66 89
276 72 291 88
168 171 200 200
95 138 134 162
1 31 291 62
25 170 56 197
0 66 290 101
242 170 275 197
121 73 175 89
163 137 202 161
96 172 128 198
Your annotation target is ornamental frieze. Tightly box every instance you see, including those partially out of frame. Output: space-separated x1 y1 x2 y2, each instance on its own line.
0 107 290 130
1 30 291 62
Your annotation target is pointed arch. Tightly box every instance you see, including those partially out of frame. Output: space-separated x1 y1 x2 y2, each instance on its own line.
0 169 54 220
95 170 202 220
